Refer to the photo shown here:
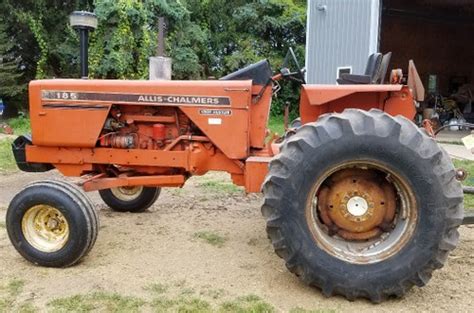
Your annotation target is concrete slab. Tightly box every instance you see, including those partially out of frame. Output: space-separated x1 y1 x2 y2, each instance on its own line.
439 143 474 161
436 130 471 144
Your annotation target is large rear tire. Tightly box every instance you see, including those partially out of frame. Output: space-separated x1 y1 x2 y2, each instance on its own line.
99 186 160 213
262 109 463 302
6 180 98 267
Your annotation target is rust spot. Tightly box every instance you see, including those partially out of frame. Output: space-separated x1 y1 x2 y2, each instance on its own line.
317 168 397 241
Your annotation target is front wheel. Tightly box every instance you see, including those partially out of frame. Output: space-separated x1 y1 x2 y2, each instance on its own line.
99 186 160 213
262 109 464 302
6 180 98 267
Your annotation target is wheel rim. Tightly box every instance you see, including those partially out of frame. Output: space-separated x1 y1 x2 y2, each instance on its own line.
306 160 418 264
110 186 144 201
22 205 70 253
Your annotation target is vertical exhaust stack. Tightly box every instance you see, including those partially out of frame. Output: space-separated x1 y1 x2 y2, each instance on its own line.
149 17 172 81
70 11 98 79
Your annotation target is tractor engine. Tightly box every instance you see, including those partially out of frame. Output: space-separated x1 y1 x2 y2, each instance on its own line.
97 105 194 151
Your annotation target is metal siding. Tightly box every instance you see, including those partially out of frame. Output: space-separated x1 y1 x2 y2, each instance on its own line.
306 0 380 84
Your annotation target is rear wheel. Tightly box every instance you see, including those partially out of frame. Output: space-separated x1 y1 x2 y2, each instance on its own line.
6 180 98 267
262 109 463 302
99 186 160 213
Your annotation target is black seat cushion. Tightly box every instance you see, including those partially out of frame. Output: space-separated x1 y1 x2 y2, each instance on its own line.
337 53 382 85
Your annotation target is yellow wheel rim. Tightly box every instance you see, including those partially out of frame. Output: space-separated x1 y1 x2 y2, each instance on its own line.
110 186 143 201
22 205 70 253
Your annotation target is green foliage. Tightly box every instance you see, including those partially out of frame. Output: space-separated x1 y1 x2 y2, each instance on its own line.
0 18 23 99
1 0 307 115
90 0 154 79
7 116 31 135
268 115 285 135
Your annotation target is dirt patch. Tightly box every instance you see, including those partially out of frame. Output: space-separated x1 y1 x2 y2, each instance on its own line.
0 171 473 312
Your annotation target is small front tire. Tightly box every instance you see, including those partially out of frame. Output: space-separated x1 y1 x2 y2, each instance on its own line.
6 180 98 267
99 186 160 213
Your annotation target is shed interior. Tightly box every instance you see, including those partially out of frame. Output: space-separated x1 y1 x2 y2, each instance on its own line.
381 0 474 122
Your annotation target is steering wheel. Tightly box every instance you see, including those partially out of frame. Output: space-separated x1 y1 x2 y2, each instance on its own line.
281 47 306 84
288 47 306 84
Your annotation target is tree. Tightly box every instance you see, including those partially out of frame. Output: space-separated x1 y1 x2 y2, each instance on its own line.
0 0 83 80
0 0 307 116
0 19 23 102
196 0 306 117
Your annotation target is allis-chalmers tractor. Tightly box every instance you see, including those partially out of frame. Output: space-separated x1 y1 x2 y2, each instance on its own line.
6 50 463 303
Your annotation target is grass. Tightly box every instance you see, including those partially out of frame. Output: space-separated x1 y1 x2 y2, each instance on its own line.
0 138 16 173
219 294 274 313
0 278 36 313
437 140 464 146
198 179 242 194
193 231 227 248
174 297 211 312
289 308 337 313
151 296 211 312
6 116 31 135
151 294 274 313
200 288 226 300
48 292 145 313
0 280 300 313
0 116 29 173
46 289 276 313
145 283 168 295
268 115 285 135
453 159 474 211
6 279 25 297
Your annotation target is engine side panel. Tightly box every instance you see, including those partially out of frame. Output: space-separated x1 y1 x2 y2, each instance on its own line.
29 79 254 159
29 82 111 148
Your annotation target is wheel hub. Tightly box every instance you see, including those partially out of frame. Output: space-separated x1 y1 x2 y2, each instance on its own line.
110 186 144 201
22 205 69 253
346 196 368 217
318 169 396 240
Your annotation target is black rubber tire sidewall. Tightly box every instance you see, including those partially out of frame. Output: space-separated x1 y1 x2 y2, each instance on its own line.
284 136 443 287
6 185 92 267
99 187 160 213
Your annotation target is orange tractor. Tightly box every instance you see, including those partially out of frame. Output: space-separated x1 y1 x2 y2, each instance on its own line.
7 50 464 302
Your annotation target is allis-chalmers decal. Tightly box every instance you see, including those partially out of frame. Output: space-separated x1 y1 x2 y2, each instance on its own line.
41 91 231 106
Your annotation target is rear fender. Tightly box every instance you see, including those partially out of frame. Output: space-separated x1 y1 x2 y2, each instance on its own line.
299 84 416 124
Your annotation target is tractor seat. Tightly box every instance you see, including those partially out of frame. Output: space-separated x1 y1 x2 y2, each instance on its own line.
374 52 392 84
337 53 382 85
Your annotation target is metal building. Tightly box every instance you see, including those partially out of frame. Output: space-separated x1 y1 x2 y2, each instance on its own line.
306 0 474 95
306 0 381 84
